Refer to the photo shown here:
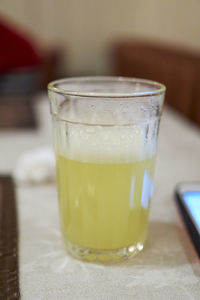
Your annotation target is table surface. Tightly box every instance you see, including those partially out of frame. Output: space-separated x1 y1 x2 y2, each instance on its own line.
1 96 200 300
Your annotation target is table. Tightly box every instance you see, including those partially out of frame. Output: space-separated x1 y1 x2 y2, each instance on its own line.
1 96 200 299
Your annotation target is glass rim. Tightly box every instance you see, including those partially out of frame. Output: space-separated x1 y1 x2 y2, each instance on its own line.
48 76 166 98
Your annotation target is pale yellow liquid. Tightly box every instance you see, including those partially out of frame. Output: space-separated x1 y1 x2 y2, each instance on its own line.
56 154 155 251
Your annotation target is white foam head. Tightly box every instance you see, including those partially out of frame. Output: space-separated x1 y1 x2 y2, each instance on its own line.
54 119 158 164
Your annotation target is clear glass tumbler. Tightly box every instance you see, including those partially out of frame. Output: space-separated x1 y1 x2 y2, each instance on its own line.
48 77 165 263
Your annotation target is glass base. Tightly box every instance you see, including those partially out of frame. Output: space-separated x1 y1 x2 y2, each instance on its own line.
66 241 144 264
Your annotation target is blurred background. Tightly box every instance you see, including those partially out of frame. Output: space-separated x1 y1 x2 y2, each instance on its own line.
0 0 200 128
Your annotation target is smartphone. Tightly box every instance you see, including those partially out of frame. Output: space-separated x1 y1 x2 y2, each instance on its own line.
175 182 200 258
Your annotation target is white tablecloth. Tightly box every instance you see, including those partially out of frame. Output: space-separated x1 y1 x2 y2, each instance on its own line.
1 96 200 299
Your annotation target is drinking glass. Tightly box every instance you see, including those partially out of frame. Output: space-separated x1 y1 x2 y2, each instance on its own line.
48 77 165 263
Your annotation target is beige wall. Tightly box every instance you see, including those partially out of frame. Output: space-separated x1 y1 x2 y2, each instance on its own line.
1 0 200 75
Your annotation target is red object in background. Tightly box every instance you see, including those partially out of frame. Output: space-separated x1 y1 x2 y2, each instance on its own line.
0 19 41 74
